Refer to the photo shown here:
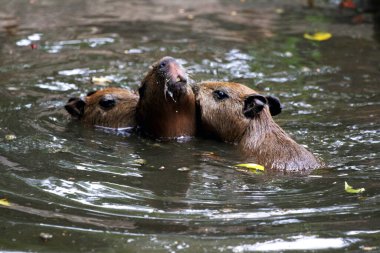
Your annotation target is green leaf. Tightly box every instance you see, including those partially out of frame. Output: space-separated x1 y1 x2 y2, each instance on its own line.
345 181 365 194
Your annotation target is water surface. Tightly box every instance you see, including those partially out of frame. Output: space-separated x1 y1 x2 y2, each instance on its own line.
0 0 379 252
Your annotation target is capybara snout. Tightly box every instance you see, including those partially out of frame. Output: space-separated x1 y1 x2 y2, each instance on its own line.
154 56 188 100
156 56 188 85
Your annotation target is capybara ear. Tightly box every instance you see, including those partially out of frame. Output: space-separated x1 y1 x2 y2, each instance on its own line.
266 95 283 116
243 94 267 118
64 97 86 119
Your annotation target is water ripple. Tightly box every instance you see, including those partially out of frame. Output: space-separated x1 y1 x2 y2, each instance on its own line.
229 236 360 252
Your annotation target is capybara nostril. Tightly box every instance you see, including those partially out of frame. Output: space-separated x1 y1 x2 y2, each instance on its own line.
158 57 175 71
159 61 168 70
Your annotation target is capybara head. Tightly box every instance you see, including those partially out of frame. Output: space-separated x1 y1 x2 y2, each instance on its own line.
65 87 139 129
194 81 281 143
136 57 196 138
139 56 190 103
194 81 321 172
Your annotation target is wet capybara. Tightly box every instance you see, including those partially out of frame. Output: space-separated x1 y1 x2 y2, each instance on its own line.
65 56 196 138
194 81 322 172
136 56 196 139
65 87 138 129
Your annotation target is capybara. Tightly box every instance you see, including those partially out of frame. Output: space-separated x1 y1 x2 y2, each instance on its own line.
194 81 322 172
65 56 196 138
136 56 196 139
65 87 138 129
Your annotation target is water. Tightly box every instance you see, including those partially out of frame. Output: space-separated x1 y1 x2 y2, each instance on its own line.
1 0 379 252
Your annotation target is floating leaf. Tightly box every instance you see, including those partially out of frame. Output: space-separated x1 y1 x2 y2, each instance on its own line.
361 246 378 251
39 232 53 242
235 163 265 171
304 32 332 41
177 167 190 172
5 134 16 141
0 198 10 206
124 48 143 54
133 159 147 165
345 181 365 194
275 8 284 14
91 76 111 86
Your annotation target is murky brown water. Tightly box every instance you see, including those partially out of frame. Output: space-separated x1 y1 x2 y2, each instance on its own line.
0 0 379 252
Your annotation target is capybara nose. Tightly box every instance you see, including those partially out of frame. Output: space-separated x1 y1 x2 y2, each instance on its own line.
158 57 187 84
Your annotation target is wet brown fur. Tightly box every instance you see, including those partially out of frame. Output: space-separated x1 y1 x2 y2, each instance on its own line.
136 57 196 138
195 81 322 172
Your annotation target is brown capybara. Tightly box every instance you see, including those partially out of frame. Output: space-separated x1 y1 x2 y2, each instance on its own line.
65 87 138 129
136 56 196 139
194 81 322 172
65 56 196 138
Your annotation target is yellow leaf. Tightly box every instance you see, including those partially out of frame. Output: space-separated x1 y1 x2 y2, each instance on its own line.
235 163 265 171
304 32 332 41
345 181 365 194
275 8 284 14
91 77 111 86
0 198 10 206
5 134 16 141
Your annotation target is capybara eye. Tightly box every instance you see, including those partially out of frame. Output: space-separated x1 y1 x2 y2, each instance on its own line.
213 90 229 100
99 94 116 109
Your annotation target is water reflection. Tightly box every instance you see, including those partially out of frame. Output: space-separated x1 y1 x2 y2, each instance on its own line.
230 236 359 252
